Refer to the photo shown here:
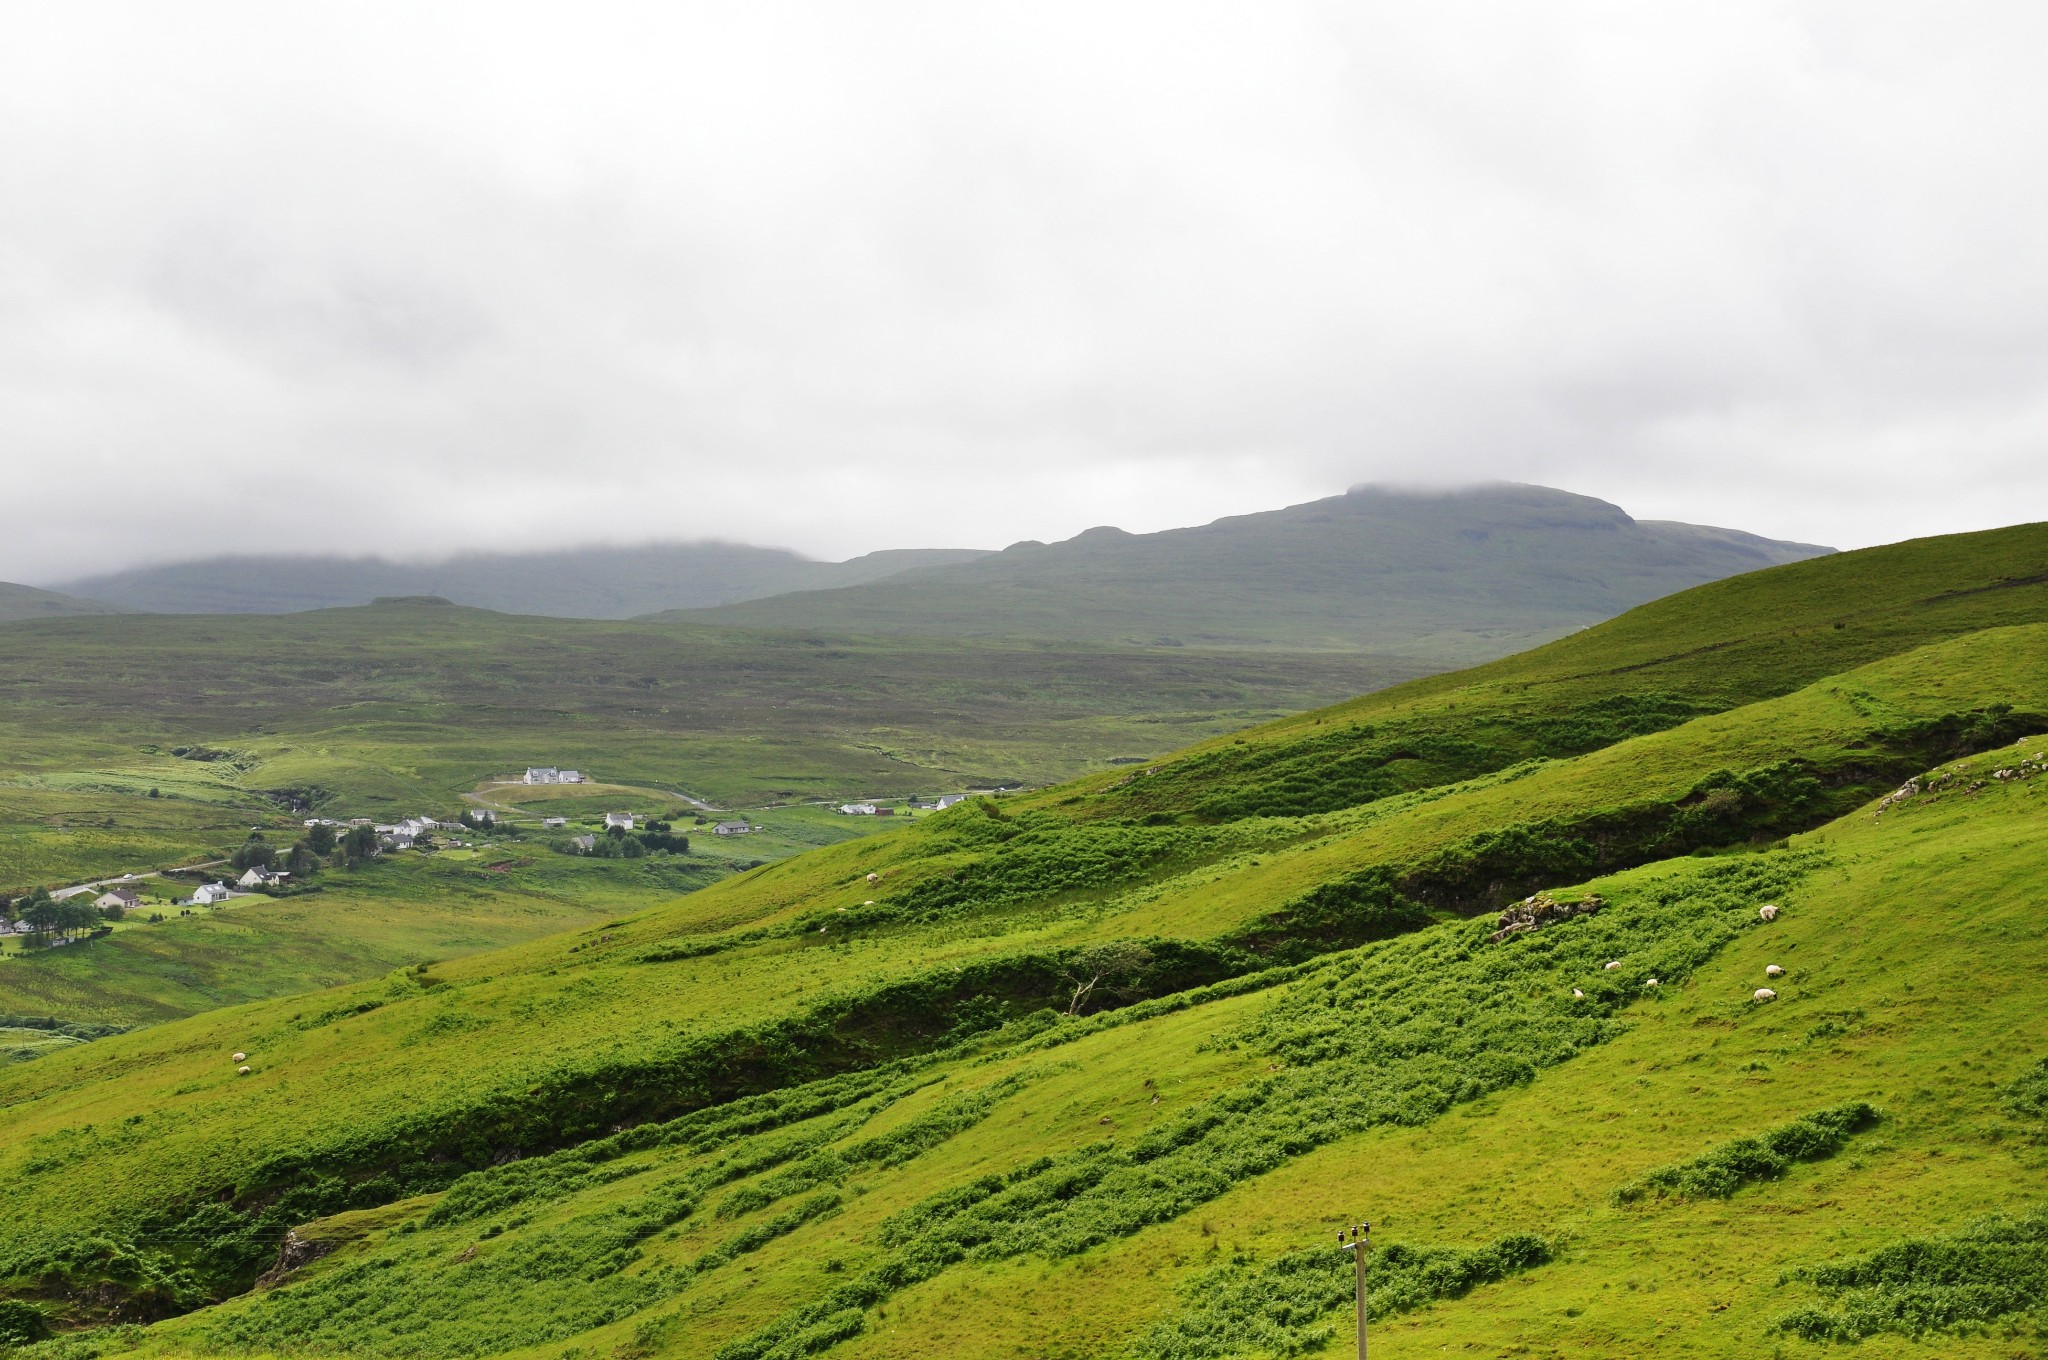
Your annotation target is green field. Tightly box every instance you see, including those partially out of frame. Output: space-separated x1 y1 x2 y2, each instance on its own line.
0 604 1410 884
0 522 2043 1357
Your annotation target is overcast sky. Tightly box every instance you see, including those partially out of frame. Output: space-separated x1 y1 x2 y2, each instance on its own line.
4 2 2045 580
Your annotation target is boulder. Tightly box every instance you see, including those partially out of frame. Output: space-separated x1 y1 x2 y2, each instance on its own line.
1488 892 1604 945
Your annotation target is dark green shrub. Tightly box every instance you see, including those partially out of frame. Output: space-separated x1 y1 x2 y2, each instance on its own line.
0 1300 51 1346
1131 1232 1551 1359
1775 1205 2048 1340
1614 1102 1879 1204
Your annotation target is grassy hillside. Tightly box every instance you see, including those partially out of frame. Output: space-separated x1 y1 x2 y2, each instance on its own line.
52 546 990 618
677 483 1832 656
0 583 128 623
0 521 2042 1356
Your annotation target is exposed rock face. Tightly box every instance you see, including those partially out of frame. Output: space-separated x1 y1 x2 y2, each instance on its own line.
1489 892 1604 944
255 1230 340 1288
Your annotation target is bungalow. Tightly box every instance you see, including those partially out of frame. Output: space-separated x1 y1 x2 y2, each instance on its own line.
543 816 568 829
837 803 878 816
94 888 142 912
604 812 636 831
237 867 289 889
713 821 754 836
193 883 232 906
571 834 597 852
524 768 589 785
934 794 968 809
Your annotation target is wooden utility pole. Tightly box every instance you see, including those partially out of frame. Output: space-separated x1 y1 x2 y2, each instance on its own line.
1339 1221 1371 1360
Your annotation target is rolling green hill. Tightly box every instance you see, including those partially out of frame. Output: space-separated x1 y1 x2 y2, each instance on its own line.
52 545 990 618
0 583 129 623
674 483 1834 657
0 520 2042 1358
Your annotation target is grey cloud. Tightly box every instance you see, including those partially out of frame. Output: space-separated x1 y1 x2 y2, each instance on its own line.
2 2 2045 580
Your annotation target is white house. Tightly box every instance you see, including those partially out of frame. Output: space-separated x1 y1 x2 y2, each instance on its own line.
837 803 878 816
543 816 568 828
193 883 232 905
713 821 754 836
934 794 968 809
605 812 635 830
524 768 590 785
237 867 289 889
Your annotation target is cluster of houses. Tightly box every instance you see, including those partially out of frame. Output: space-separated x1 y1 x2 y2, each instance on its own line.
837 794 968 816
305 814 461 851
523 767 587 785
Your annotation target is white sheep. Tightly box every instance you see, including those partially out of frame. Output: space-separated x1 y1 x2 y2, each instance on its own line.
866 872 879 883
1643 978 1659 988
1754 988 1777 1002
1765 964 1785 978
232 1051 247 1062
237 1065 252 1075
1571 988 1585 999
1758 904 1780 922
1604 960 1622 971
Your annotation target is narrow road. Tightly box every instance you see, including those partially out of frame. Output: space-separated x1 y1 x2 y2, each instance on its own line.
49 860 228 900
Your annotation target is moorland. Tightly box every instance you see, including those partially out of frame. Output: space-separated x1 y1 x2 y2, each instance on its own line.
0 519 2042 1357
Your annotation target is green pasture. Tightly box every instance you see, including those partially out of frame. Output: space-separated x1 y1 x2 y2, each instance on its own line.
0 522 2042 1356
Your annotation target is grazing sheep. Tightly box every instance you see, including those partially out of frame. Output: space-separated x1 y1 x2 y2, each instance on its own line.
1754 988 1777 1002
1571 988 1585 999
1643 978 1659 988
866 872 879 883
1758 904 1780 922
1765 964 1785 978
1604 960 1622 970
232 1051 246 1062
237 1065 252 1075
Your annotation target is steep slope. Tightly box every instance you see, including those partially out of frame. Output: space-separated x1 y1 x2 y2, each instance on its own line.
1 523 2043 1358
0 582 129 622
52 545 989 618
673 483 1833 656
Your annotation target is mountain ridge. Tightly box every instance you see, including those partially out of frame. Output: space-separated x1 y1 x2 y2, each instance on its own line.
48 544 991 619
663 482 1834 656
0 580 132 622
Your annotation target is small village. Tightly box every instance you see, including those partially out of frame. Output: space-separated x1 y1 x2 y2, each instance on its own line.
1 762 986 955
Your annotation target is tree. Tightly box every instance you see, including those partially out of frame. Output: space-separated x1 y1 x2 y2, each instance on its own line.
231 839 277 872
21 891 61 941
342 824 380 864
306 823 337 856
1057 941 1155 1015
58 898 97 939
285 841 319 878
